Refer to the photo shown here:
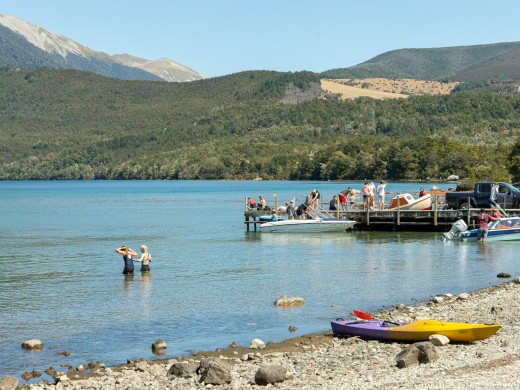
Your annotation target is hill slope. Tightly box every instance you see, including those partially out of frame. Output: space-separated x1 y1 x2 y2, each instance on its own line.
321 42 520 81
0 68 518 182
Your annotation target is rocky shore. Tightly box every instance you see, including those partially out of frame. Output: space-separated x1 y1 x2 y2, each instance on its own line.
4 279 520 390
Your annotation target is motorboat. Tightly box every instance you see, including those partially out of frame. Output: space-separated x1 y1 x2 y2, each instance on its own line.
388 193 432 210
443 216 520 242
259 207 356 233
259 217 356 233
331 318 500 342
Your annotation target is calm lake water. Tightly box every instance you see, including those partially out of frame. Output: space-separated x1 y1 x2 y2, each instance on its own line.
1 180 519 380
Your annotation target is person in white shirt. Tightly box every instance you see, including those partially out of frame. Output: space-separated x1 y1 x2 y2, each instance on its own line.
376 180 387 210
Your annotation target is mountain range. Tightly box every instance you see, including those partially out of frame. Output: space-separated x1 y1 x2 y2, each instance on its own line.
0 13 205 82
2 12 520 84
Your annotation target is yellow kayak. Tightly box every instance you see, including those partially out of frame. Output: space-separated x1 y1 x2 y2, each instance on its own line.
332 318 501 342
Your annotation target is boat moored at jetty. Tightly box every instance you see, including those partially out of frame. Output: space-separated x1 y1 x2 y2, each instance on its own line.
388 193 432 210
443 216 520 242
259 217 356 233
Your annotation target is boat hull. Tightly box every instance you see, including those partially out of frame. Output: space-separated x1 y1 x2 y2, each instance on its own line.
388 194 431 211
461 227 520 242
260 219 356 233
331 319 500 342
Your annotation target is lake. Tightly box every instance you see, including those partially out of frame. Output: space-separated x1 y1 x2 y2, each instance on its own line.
0 180 518 380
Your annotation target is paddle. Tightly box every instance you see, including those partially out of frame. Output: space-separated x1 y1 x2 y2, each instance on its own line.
352 309 374 320
352 310 403 326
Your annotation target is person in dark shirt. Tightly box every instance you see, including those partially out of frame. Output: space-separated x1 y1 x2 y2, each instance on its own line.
474 208 498 243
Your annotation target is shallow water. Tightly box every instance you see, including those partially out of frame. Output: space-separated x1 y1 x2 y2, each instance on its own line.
0 180 518 380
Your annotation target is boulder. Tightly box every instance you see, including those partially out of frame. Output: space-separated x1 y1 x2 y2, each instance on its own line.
447 175 459 181
134 360 149 372
429 334 450 346
199 358 232 385
255 365 287 386
497 272 511 278
274 296 304 307
0 375 18 390
457 293 470 300
21 371 41 381
21 339 43 350
396 342 438 368
249 338 266 349
168 361 198 379
151 339 167 355
396 345 421 368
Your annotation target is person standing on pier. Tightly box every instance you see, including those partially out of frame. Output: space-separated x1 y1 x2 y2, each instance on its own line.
361 181 370 210
338 192 347 211
368 182 376 210
376 180 387 210
310 189 320 208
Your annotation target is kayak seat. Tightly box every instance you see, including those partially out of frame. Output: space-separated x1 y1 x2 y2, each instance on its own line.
382 320 401 327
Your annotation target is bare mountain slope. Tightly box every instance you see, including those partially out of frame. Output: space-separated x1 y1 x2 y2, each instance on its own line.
112 54 204 82
0 13 204 82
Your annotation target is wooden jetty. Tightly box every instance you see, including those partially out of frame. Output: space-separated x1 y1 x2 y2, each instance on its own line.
244 194 519 232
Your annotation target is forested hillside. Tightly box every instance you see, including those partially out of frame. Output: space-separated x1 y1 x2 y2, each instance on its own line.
0 68 519 182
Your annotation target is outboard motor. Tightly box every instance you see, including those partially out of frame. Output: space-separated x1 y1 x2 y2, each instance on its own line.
442 219 468 240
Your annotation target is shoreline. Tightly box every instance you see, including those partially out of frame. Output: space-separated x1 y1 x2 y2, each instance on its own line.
11 278 520 389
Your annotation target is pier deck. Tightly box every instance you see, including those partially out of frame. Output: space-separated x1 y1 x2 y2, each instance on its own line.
244 208 520 232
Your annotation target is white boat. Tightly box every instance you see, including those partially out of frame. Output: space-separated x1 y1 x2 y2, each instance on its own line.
259 217 356 233
443 217 520 242
388 193 432 211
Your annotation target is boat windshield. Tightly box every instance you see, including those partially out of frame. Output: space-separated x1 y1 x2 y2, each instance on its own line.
490 217 520 229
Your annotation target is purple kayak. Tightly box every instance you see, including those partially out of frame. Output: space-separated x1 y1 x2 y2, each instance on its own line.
331 319 405 341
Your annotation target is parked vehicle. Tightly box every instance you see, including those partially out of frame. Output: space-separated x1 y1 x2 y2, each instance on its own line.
444 182 520 210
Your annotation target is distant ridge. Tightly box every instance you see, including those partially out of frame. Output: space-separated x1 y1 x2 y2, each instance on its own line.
0 13 204 82
321 42 520 81
112 54 204 82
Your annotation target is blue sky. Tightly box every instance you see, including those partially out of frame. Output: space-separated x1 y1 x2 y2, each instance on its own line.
2 0 519 78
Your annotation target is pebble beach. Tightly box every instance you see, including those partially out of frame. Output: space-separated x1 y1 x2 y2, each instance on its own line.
6 278 520 390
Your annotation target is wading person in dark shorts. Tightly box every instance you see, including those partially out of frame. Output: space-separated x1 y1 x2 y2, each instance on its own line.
474 208 498 243
135 245 152 272
115 245 138 274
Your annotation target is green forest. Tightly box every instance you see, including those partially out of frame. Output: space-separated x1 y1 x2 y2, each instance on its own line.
0 67 519 182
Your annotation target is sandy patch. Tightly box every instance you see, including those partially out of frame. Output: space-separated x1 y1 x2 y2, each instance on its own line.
322 78 461 100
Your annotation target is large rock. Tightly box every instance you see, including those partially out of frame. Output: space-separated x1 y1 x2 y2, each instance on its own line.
199 358 232 385
168 361 198 379
274 295 304 307
255 365 287 386
395 345 421 368
429 334 450 346
151 339 167 354
396 342 438 368
21 339 43 350
0 375 18 390
249 338 266 349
